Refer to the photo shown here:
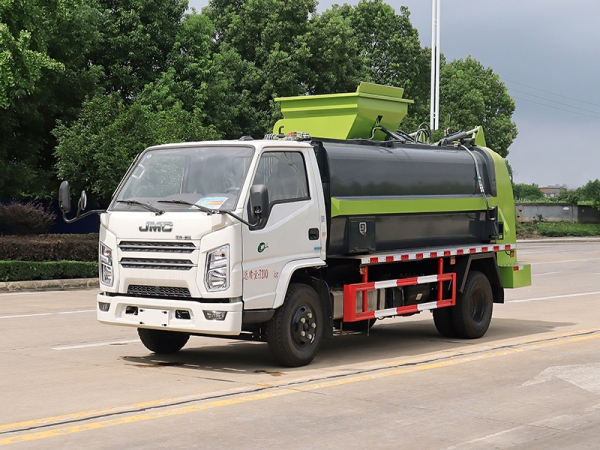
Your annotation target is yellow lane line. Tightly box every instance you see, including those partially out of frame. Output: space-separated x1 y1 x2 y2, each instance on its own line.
2 328 600 446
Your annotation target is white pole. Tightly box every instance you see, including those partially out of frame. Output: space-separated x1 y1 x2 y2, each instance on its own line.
429 0 436 130
430 0 441 130
435 0 441 130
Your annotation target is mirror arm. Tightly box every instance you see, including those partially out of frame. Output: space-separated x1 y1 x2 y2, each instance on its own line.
62 208 105 224
224 211 260 228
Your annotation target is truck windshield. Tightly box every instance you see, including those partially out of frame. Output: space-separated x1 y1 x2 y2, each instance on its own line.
113 146 254 212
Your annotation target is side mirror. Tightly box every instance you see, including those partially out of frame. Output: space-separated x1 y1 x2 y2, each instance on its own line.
78 190 87 212
59 181 71 213
249 184 269 224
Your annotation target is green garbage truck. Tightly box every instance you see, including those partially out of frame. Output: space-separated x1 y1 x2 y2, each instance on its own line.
59 82 531 367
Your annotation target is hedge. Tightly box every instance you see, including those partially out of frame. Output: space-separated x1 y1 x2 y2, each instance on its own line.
0 201 56 235
0 261 98 282
0 234 98 261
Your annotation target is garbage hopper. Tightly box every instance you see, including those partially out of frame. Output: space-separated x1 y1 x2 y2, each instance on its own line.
273 82 413 141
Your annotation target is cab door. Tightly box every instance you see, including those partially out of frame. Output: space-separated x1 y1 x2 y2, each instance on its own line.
241 149 324 310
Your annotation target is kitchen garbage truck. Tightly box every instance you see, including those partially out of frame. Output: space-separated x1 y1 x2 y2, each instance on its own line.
59 82 531 367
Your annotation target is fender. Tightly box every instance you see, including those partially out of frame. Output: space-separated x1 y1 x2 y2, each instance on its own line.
455 253 504 303
273 258 326 309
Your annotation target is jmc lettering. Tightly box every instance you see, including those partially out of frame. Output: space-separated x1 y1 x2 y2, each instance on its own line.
139 221 173 232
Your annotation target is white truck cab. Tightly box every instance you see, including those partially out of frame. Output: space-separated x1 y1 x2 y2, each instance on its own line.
96 140 327 341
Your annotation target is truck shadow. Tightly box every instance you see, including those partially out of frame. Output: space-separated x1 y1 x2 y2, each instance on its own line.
120 317 574 376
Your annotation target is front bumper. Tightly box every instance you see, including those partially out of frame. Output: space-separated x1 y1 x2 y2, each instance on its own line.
97 293 243 335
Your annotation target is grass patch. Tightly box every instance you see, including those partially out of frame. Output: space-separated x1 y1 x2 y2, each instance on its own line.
517 222 600 238
0 261 98 282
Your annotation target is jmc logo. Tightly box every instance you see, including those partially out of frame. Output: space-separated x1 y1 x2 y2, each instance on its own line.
139 221 173 232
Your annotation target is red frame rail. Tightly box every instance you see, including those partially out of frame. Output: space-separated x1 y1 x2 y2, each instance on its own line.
343 258 457 322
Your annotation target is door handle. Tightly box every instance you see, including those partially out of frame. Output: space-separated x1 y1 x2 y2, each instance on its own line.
308 228 319 240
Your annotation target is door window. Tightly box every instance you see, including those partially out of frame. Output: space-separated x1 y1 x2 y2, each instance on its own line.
254 152 309 203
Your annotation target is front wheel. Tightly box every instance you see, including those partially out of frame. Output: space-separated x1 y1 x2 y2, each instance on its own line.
267 283 323 367
138 328 190 354
451 271 493 339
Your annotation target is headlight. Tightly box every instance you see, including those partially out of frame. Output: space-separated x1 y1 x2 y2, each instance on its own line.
99 243 114 287
205 245 229 291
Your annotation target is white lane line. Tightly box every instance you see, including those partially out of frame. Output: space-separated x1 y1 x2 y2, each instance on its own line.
52 340 139 350
509 291 600 303
531 257 600 265
0 290 98 298
0 310 95 320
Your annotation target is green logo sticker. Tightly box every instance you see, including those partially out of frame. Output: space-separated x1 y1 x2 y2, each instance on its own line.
257 242 269 253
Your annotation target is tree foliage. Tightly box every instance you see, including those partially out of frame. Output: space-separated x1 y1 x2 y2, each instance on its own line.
1 0 520 203
53 95 218 204
513 183 544 201
0 0 102 199
336 0 429 130
204 0 365 135
90 0 188 97
578 179 600 209
439 57 517 157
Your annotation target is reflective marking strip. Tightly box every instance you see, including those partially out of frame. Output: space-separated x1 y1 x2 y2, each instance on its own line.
344 272 456 322
417 301 439 311
513 265 524 271
417 275 438 284
374 308 402 318
358 243 516 264
374 280 399 289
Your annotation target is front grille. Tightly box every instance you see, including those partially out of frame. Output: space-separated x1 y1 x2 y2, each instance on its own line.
127 285 191 298
120 258 195 270
119 241 196 253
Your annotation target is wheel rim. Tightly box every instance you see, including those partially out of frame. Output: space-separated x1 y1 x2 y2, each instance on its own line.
291 304 317 350
469 287 487 325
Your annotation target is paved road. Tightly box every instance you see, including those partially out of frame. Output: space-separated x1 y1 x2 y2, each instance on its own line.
1 241 600 448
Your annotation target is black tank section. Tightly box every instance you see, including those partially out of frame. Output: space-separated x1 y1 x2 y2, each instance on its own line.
311 140 500 255
321 141 494 198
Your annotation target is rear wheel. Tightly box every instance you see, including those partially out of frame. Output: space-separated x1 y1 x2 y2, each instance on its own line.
451 271 493 338
433 307 458 338
138 328 190 354
267 283 323 367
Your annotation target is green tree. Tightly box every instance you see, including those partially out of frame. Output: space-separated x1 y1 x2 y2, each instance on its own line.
439 57 517 157
0 0 103 199
336 0 429 131
53 94 218 204
90 0 188 98
578 179 600 209
297 9 365 95
204 0 365 136
513 183 544 201
135 12 262 138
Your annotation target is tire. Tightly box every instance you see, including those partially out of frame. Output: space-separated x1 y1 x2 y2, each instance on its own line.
341 319 377 332
138 328 190 354
432 307 458 338
267 283 323 367
451 271 493 339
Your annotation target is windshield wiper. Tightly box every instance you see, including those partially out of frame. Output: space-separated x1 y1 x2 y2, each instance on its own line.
158 199 217 215
158 199 257 227
117 199 164 215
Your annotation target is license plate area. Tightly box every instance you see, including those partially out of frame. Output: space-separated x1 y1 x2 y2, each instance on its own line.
138 308 169 327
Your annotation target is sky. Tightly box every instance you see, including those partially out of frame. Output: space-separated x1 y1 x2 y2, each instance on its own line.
188 0 600 189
